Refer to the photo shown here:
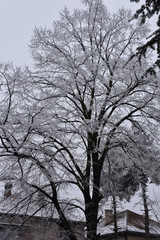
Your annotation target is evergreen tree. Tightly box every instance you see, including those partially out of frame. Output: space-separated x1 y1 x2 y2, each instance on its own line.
130 0 160 73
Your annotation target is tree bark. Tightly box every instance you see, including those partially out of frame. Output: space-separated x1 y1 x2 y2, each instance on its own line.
112 195 118 240
141 179 150 240
51 182 78 240
85 200 99 240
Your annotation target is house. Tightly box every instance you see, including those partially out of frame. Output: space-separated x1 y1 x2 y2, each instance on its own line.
1 181 160 240
0 212 85 240
0 181 85 240
98 209 160 240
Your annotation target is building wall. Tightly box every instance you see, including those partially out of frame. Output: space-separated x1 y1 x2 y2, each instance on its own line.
121 236 144 240
118 236 126 240
128 236 145 240
118 235 158 240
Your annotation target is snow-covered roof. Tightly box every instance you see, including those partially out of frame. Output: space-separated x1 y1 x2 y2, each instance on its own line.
0 180 84 223
0 180 50 217
98 210 160 236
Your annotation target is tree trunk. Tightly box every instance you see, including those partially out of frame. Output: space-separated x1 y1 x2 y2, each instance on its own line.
84 159 102 240
51 182 78 240
112 195 118 240
85 201 99 240
141 180 150 240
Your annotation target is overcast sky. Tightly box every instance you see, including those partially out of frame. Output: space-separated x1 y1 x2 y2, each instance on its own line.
0 0 150 66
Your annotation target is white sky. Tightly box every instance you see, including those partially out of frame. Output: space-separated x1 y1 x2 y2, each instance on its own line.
0 0 150 66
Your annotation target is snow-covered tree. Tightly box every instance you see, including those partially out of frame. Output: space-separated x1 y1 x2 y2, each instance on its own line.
101 126 159 240
0 1 160 239
130 0 160 72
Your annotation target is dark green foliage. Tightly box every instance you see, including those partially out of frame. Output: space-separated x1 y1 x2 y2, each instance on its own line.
117 166 140 200
131 0 160 22
102 162 141 202
130 0 160 72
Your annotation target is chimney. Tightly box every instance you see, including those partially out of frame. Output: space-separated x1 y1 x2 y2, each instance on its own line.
38 191 45 208
105 209 113 225
4 182 13 197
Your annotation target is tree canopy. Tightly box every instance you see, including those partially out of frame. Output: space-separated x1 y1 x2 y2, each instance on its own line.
0 1 160 240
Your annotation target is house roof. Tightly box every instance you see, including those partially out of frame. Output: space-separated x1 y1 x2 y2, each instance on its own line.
98 210 160 237
0 212 85 227
0 180 84 222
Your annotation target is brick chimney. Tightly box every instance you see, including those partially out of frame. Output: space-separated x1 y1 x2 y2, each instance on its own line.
4 182 13 197
105 209 113 225
38 191 45 208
